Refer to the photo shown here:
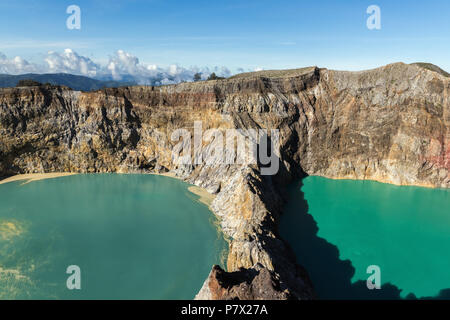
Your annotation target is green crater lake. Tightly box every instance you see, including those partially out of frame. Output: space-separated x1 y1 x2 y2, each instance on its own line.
280 177 450 300
0 174 226 300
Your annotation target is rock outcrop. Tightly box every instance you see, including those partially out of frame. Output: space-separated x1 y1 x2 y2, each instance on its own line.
0 63 448 299
194 264 310 300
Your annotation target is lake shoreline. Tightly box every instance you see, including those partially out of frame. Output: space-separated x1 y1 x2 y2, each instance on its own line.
0 171 215 207
0 173 78 185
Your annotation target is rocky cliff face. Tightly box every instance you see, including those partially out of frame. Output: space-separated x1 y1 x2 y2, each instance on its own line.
0 63 448 299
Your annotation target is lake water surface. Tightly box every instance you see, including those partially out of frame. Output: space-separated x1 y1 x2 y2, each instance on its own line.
0 174 226 300
280 176 450 299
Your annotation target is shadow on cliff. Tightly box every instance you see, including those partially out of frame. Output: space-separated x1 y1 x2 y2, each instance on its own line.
279 178 439 300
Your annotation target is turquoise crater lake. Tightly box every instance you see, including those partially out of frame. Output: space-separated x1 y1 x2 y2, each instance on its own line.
0 174 226 300
280 177 450 299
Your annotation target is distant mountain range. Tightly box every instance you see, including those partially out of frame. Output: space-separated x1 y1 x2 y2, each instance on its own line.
0 73 136 91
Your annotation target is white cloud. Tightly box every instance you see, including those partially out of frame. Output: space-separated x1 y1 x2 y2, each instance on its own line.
45 49 99 77
101 50 234 85
0 53 40 74
107 50 141 80
0 49 240 85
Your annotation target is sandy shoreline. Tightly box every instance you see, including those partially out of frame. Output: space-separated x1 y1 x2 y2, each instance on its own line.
0 173 77 185
0 171 215 207
148 172 215 206
119 171 215 206
188 186 215 207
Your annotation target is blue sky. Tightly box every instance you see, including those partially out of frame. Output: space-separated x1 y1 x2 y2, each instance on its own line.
0 0 449 75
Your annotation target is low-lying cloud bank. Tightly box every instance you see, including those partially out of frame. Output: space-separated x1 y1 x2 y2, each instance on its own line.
0 49 239 85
